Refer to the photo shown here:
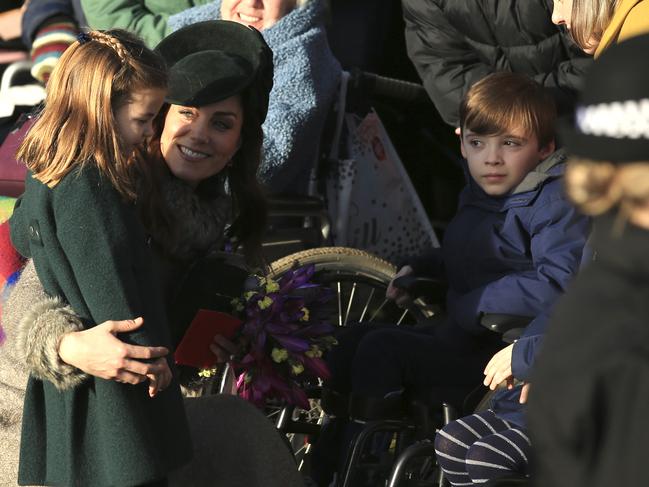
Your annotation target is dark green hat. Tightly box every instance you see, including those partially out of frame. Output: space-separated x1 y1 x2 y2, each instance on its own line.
155 20 273 122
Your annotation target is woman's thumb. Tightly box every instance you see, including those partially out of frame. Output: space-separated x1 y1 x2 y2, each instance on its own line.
112 317 144 333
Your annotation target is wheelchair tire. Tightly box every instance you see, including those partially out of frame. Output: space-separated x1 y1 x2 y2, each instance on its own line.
269 246 436 327
267 247 440 474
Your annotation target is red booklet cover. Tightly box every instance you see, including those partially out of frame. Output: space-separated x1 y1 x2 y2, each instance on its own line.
174 310 242 369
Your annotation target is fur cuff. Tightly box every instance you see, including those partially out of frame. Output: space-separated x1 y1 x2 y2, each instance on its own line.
15 296 89 390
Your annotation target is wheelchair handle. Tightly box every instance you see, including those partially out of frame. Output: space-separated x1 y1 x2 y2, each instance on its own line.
351 69 429 104
480 313 533 342
392 275 447 301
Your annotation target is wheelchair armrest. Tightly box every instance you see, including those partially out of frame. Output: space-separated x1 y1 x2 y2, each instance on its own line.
392 275 447 302
267 194 325 217
480 314 533 342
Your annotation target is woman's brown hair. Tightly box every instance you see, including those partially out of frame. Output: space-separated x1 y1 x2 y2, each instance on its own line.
138 90 267 268
17 29 167 201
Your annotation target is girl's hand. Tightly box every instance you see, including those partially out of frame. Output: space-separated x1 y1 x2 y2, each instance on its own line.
209 334 239 363
146 357 173 397
483 343 514 390
386 265 414 307
58 317 169 386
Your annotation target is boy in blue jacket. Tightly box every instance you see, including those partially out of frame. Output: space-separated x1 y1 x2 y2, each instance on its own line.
313 72 590 486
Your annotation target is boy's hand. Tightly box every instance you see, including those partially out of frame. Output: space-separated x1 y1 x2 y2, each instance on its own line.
58 317 169 385
386 265 414 307
209 334 239 363
483 343 514 390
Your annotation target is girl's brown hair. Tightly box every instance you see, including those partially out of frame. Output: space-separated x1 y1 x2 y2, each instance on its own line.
569 0 618 51
17 29 167 201
459 72 557 148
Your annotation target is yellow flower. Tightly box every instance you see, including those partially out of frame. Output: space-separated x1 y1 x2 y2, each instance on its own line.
305 345 322 358
265 280 280 293
258 296 273 310
198 367 218 378
244 291 257 301
271 348 289 363
300 307 310 322
291 363 305 375
230 298 244 312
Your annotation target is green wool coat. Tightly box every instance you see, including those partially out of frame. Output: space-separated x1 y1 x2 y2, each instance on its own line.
80 0 213 48
9 165 192 486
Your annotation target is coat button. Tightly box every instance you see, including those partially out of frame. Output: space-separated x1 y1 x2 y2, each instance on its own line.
28 225 35 237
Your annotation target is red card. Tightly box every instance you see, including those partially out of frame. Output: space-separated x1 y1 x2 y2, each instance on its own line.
174 310 242 369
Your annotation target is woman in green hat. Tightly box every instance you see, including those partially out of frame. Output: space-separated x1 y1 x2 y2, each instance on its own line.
0 20 306 487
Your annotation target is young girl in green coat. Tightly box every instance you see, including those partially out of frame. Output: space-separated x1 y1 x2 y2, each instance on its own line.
9 29 192 486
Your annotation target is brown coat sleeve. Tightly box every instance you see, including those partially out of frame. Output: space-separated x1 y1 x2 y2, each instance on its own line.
3 259 88 389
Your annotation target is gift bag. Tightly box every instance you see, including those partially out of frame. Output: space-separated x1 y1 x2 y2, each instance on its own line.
326 110 439 262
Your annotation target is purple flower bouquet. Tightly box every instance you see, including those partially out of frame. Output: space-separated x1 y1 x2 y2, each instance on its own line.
226 264 337 409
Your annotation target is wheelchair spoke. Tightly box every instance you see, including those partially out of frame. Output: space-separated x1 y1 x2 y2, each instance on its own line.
336 281 343 327
358 287 375 323
343 282 357 327
369 298 389 322
396 308 409 325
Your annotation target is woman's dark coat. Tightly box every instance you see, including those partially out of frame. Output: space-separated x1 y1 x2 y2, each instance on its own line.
9 165 192 486
402 0 593 126
528 215 649 487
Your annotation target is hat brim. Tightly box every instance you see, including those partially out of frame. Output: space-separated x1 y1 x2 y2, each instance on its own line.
155 20 273 109
557 117 649 163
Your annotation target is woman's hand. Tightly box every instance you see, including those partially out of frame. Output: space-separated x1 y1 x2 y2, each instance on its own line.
209 334 239 363
386 265 414 307
58 317 171 396
483 343 514 390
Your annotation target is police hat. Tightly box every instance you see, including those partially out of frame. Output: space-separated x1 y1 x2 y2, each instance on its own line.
559 34 649 163
155 20 273 122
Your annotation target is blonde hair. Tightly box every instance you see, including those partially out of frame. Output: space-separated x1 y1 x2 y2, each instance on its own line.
565 158 649 219
460 72 557 147
17 29 167 201
569 0 618 50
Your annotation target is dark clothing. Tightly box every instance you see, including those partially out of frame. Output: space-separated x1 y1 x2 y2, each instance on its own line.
327 322 502 407
528 214 649 487
9 166 191 486
435 409 531 485
402 0 592 126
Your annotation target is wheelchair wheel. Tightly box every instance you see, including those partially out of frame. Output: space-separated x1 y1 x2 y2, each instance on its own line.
267 247 440 473
269 246 437 327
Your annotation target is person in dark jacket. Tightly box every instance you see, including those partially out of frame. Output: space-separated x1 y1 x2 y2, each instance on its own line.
527 33 649 487
402 0 592 128
310 72 590 486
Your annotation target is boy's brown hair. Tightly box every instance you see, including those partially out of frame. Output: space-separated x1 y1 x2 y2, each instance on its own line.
17 29 167 201
459 72 557 148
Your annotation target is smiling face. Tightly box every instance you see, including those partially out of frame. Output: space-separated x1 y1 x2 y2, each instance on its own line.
115 88 166 155
159 96 244 187
220 0 297 30
461 128 555 196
